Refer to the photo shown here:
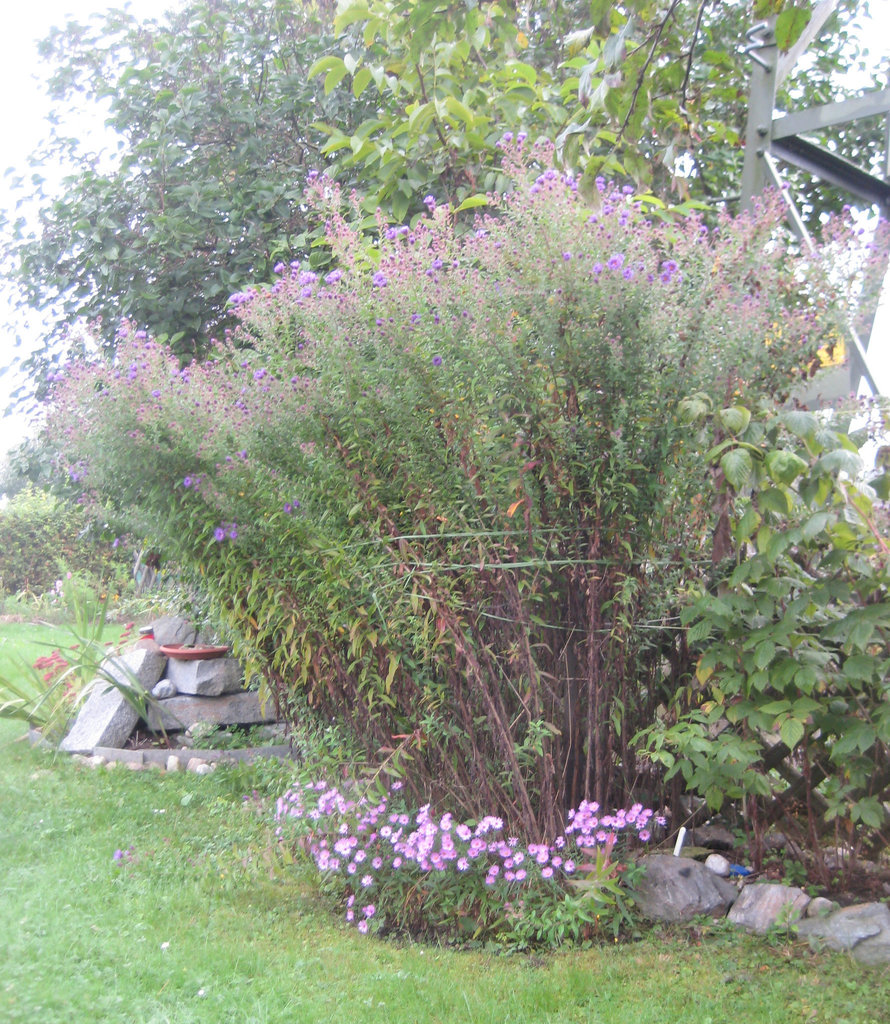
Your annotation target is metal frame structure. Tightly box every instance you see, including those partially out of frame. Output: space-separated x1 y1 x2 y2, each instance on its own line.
739 2 890 397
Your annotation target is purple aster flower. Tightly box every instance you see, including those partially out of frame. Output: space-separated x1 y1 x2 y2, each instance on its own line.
372 271 388 288
325 269 343 284
432 355 443 367
183 476 193 488
151 389 161 398
357 919 369 933
227 525 238 540
607 254 624 270
214 527 226 542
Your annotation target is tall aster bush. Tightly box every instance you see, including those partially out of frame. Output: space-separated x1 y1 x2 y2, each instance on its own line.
47 140 872 838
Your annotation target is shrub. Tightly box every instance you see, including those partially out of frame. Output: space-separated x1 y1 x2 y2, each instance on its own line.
637 397 890 863
45 141 880 837
274 777 660 946
0 485 131 599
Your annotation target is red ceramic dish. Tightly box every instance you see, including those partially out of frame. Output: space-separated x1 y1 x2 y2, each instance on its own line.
159 643 229 661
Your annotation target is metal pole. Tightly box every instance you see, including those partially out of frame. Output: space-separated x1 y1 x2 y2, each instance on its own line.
740 20 778 213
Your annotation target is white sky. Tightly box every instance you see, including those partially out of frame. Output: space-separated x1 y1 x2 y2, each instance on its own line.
0 1 889 456
0 1 179 454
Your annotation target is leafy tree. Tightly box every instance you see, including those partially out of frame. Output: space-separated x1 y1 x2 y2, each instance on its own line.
3 0 884 386
3 0 363 365
310 0 884 220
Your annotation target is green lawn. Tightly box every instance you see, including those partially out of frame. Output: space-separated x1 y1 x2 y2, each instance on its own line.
1 620 889 1023
0 617 128 680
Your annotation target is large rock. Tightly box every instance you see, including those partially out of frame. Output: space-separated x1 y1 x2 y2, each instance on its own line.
797 902 890 965
59 649 167 753
727 883 811 934
145 690 276 731
149 615 197 647
165 657 242 696
634 855 738 923
102 648 167 692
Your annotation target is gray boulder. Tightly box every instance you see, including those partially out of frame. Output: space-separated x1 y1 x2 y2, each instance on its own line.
165 657 242 696
60 649 166 754
727 883 810 934
797 902 890 965
150 615 197 647
634 855 738 923
146 690 276 732
102 648 167 692
151 679 177 699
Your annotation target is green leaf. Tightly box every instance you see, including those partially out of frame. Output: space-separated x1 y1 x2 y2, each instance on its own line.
720 448 753 490
308 55 345 81
734 504 761 543
817 449 863 477
677 394 711 423
779 716 805 750
775 6 811 52
717 405 751 435
758 487 793 516
754 640 775 671
454 195 488 212
352 67 373 98
780 410 818 441
765 449 807 486
326 63 351 95
843 654 876 683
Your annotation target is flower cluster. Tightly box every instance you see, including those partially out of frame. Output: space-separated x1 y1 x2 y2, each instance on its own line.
275 780 663 938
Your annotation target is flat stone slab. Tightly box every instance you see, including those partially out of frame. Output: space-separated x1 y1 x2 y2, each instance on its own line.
727 883 811 934
60 648 167 752
60 684 141 754
634 855 738 923
145 690 276 731
165 657 242 696
797 902 890 965
102 647 167 692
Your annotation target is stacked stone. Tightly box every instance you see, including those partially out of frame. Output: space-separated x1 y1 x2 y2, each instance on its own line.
59 615 275 753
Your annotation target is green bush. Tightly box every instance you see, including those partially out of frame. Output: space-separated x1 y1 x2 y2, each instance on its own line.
637 398 890 858
44 143 880 837
0 486 131 599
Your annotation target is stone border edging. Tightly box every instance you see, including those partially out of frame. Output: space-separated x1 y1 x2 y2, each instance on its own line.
91 743 296 767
